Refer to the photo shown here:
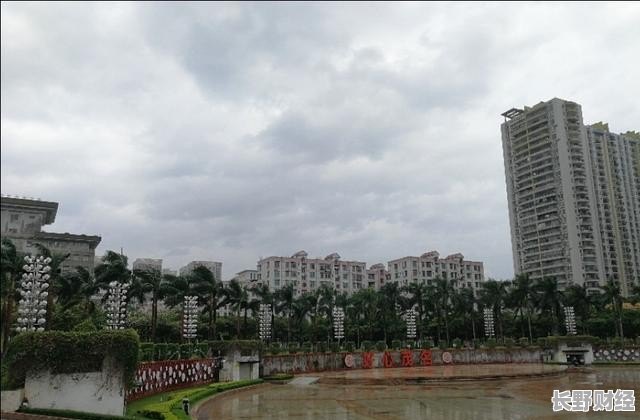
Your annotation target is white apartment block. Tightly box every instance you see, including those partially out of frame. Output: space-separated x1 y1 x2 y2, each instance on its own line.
501 98 640 295
256 250 366 296
179 260 222 281
230 269 259 289
366 263 390 289
586 124 640 296
387 251 485 292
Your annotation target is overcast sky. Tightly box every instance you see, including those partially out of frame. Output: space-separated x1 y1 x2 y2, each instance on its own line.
2 2 639 280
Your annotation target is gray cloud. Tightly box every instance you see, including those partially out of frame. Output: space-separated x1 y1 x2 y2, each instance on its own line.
2 2 639 280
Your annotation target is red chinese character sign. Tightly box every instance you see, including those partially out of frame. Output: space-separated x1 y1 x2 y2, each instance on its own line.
383 351 394 368
363 352 374 369
442 351 453 364
420 350 432 366
401 350 413 367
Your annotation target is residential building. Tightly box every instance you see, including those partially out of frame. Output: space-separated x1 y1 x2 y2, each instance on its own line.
230 269 259 289
256 250 366 296
132 258 163 273
179 260 222 281
1 195 101 274
501 98 639 295
387 251 485 292
162 268 178 276
366 263 389 289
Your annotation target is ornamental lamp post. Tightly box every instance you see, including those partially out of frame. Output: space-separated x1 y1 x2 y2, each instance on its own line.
332 306 345 345
258 303 272 342
564 306 577 336
182 295 199 341
483 308 495 339
16 255 51 332
406 308 417 341
106 281 130 330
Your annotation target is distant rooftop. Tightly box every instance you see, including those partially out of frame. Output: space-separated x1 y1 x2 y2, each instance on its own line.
1 195 58 224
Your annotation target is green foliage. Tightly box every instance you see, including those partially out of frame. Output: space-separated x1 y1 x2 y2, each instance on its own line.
344 341 355 352
330 342 340 353
154 343 168 361
72 318 98 332
207 340 262 356
518 337 530 347
391 339 402 350
375 340 387 351
19 407 137 419
504 337 515 348
287 344 299 354
166 343 179 359
485 338 497 349
128 380 263 420
179 344 192 359
452 338 462 348
267 344 281 355
5 330 139 389
421 339 434 349
361 340 373 351
302 341 313 353
140 343 155 362
194 343 208 358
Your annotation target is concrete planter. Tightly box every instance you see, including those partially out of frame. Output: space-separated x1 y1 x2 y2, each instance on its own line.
0 388 25 412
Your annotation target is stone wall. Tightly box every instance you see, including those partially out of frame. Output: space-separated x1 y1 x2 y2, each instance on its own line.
261 348 542 376
593 347 640 362
24 358 125 416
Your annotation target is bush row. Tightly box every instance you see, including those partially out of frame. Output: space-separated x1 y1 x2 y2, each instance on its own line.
138 340 262 362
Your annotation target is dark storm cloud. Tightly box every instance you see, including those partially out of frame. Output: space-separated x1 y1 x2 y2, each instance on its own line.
2 2 639 279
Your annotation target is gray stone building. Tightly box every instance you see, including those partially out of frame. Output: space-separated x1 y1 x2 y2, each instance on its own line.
1 195 101 274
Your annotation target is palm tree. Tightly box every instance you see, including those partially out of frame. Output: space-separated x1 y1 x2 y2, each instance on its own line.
190 266 224 340
379 282 402 343
94 251 131 292
433 277 454 345
275 283 295 343
510 273 535 342
479 279 510 340
56 266 99 315
131 267 164 342
159 274 194 308
600 279 625 339
1 238 24 355
223 279 244 338
453 287 478 342
533 277 563 336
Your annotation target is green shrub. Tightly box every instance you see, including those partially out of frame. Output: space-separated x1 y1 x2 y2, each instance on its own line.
72 319 97 332
207 340 262 356
138 410 165 419
452 338 462 348
287 345 300 354
19 407 137 419
179 343 192 359
361 340 373 351
375 341 387 351
5 330 139 389
330 342 340 353
421 340 434 349
316 342 327 353
536 337 547 348
140 343 155 362
154 343 168 361
166 343 180 359
518 337 529 347
391 339 402 350
301 341 312 353
504 338 515 348
438 341 448 350
344 341 355 352
268 344 281 355
486 338 497 349
194 343 208 358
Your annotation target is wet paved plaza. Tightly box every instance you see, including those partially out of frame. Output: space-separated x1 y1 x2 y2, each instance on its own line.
197 365 640 419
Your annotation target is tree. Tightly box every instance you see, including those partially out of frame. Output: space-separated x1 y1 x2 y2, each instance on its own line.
94 251 131 293
1 238 23 355
131 267 164 342
379 283 402 343
32 243 70 326
533 277 563 336
56 266 99 316
190 266 224 340
563 284 593 335
510 273 535 342
275 283 295 343
453 287 478 342
433 277 454 345
600 279 625 339
479 279 510 340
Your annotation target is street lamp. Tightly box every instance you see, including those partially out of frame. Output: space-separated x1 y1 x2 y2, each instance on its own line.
405 308 417 340
16 255 51 332
182 295 199 341
258 303 272 342
483 308 495 339
106 281 130 329
564 306 577 336
332 306 344 344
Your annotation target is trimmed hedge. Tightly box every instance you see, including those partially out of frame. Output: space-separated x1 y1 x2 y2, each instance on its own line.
5 330 140 389
135 379 263 420
19 407 137 420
